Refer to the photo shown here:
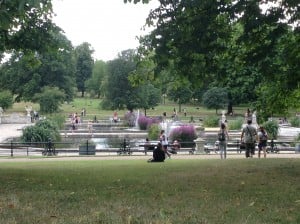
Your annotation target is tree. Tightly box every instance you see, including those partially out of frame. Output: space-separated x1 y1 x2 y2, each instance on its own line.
167 79 193 113
142 0 232 88
85 60 107 98
0 33 76 102
0 90 13 110
136 83 161 116
75 42 94 97
202 87 228 114
33 86 65 114
0 0 60 55
138 0 299 117
102 49 138 111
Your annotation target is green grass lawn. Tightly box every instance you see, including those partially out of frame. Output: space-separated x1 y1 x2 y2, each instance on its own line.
0 158 299 223
7 98 247 124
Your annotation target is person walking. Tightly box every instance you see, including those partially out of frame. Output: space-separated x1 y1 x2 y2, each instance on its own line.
218 123 229 159
241 119 258 158
258 126 268 158
160 130 171 158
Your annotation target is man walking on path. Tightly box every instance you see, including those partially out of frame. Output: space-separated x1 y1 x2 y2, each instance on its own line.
241 119 258 158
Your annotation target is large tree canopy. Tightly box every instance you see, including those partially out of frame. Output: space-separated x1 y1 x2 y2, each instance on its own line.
136 0 299 117
0 32 76 102
103 49 137 111
0 0 60 55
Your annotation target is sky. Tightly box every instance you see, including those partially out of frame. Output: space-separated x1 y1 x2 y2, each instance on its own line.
52 0 159 62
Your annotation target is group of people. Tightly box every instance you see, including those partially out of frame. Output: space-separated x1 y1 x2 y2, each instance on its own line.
240 119 268 158
217 116 268 159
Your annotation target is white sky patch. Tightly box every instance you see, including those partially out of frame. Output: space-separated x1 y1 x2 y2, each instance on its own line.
52 0 158 61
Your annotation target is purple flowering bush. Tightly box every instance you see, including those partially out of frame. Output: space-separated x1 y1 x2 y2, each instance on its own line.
138 115 160 130
169 125 197 147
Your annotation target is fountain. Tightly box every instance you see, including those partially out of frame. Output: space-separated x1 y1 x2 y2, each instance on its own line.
221 110 226 124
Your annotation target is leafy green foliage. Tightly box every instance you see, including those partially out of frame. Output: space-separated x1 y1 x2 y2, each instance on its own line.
136 83 161 116
0 33 76 102
228 118 244 130
0 0 61 54
203 115 219 127
33 86 65 114
75 42 94 97
290 117 300 128
48 113 67 130
102 49 138 111
0 90 13 110
139 0 299 118
85 60 107 98
167 79 193 112
21 119 60 143
202 87 228 114
263 120 279 140
147 123 161 140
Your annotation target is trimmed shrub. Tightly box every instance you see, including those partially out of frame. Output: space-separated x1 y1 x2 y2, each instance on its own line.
290 117 300 127
228 118 244 130
138 115 160 130
148 124 161 140
0 90 13 110
169 125 197 147
203 115 219 127
263 120 279 140
21 119 61 143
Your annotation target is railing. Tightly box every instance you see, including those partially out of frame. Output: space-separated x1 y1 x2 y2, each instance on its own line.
204 140 300 154
0 139 299 158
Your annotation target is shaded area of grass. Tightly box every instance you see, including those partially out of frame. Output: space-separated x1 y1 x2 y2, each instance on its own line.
0 159 300 223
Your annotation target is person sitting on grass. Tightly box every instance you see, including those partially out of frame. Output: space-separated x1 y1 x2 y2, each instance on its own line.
169 139 180 154
148 142 165 162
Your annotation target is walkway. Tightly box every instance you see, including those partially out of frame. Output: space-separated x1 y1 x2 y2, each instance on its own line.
0 123 32 142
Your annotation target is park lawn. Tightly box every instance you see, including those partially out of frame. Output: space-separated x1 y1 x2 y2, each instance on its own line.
7 97 247 122
0 158 300 224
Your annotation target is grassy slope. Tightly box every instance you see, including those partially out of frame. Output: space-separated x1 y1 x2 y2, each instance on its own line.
0 158 299 223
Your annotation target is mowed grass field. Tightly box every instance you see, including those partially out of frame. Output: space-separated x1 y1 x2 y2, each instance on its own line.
0 158 300 223
7 97 248 124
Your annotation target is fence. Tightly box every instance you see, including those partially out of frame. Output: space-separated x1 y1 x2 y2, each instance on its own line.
0 139 299 158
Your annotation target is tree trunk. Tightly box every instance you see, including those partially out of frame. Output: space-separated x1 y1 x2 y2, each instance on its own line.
227 101 233 115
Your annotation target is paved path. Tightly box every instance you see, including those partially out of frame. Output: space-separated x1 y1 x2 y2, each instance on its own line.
0 123 32 142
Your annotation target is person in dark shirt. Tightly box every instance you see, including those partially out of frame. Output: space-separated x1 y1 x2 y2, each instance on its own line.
148 142 165 162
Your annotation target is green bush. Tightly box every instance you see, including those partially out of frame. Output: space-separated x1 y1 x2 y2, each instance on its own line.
290 117 300 127
0 90 13 110
48 113 66 130
34 86 65 114
21 119 61 143
148 124 161 140
203 115 219 127
263 120 279 140
228 118 244 130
